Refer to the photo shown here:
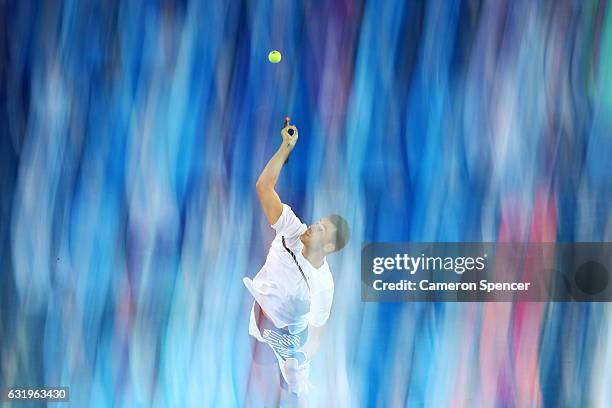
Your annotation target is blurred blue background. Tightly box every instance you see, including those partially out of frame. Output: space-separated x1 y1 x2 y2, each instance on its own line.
1 0 612 406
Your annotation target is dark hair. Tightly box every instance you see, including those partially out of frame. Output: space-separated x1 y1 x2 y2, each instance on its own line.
327 214 350 252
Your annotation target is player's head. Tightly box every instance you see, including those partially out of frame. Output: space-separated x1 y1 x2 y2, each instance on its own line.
301 214 350 255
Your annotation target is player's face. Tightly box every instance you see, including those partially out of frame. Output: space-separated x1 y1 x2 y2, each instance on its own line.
302 218 337 253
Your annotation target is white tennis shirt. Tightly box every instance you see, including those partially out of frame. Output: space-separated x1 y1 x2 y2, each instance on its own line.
244 204 334 336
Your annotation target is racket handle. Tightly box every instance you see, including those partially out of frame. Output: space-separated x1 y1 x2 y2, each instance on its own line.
283 116 292 164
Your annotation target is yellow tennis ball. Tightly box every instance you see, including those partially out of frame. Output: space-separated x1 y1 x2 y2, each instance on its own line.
268 50 282 63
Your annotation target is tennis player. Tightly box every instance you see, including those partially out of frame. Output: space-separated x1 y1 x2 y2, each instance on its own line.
244 119 350 406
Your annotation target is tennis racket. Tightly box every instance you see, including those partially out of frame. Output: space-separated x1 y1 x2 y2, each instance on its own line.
283 116 294 164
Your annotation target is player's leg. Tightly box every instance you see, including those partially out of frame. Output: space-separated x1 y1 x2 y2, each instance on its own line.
245 303 282 407
246 337 281 407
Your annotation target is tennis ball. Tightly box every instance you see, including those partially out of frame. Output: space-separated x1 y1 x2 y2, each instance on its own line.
268 50 282 63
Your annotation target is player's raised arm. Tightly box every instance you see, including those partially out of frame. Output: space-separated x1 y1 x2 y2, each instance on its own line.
255 118 298 225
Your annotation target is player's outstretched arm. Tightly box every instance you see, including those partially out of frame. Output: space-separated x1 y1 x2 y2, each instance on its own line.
255 120 298 225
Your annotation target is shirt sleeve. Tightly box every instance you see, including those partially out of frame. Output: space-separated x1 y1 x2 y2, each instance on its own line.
271 204 304 238
308 288 334 327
